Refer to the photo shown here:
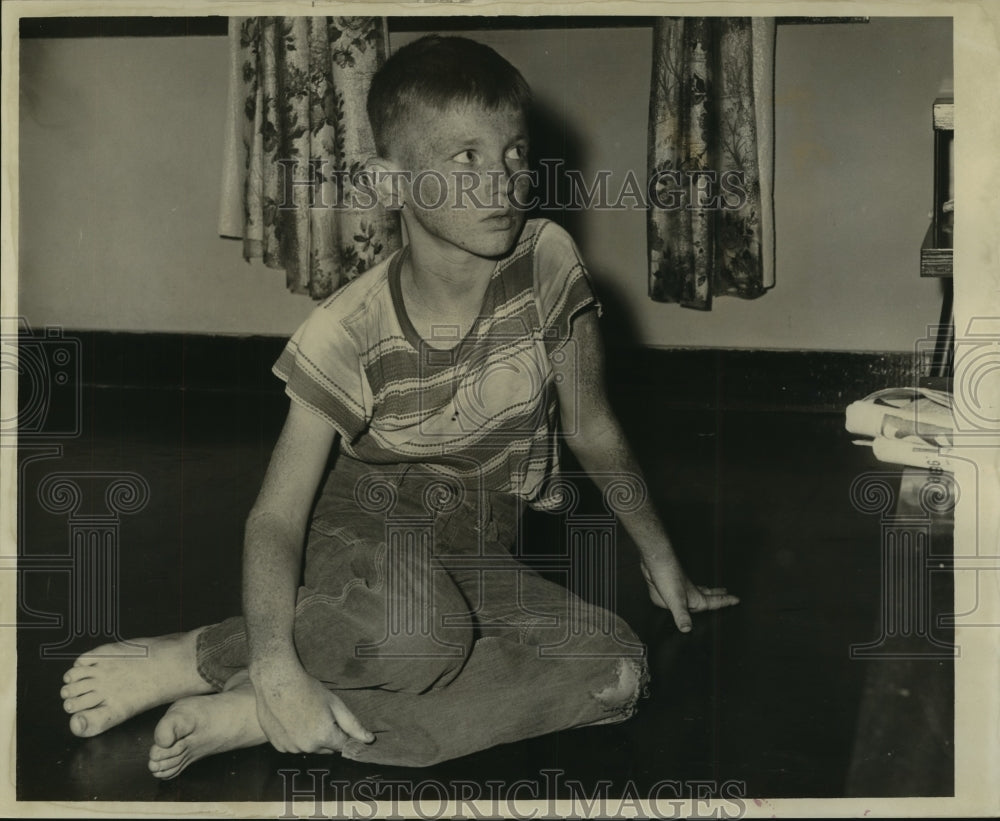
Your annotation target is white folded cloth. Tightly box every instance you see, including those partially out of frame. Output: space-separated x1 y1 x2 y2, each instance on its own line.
845 387 953 446
845 387 956 470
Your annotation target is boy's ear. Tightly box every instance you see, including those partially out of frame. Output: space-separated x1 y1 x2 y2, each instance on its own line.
366 157 406 211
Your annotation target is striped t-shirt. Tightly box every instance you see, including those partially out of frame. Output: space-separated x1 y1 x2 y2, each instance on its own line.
273 218 600 511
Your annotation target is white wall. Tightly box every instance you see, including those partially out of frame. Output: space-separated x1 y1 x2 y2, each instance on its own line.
19 36 311 336
18 18 952 350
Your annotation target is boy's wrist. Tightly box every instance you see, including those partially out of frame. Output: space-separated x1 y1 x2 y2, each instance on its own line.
248 644 302 683
636 539 681 569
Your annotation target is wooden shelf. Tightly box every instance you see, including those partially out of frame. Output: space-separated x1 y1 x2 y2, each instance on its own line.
920 224 952 277
933 99 954 131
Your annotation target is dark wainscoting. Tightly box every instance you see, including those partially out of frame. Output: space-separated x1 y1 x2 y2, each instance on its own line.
50 329 918 412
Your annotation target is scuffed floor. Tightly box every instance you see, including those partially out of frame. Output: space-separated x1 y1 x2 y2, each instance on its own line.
16 381 953 802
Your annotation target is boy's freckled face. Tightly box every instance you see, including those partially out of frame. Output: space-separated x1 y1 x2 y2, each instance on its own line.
391 102 531 260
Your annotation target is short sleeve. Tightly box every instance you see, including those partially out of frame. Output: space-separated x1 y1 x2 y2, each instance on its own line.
533 221 602 356
272 305 372 443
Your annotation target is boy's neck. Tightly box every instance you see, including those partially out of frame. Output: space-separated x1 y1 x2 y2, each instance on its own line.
404 230 498 307
398 247 494 351
401 248 492 318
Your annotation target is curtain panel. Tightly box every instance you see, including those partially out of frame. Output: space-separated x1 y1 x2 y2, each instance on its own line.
648 18 776 310
219 17 401 300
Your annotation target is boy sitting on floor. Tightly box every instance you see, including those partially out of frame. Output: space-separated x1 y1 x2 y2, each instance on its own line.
59 34 738 778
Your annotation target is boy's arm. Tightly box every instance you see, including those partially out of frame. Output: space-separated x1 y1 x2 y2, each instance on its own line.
243 401 373 752
552 309 739 632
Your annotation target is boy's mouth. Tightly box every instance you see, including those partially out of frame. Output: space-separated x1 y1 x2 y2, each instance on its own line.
481 210 517 228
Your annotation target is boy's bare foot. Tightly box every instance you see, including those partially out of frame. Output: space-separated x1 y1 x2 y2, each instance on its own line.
147 679 267 779
60 629 213 738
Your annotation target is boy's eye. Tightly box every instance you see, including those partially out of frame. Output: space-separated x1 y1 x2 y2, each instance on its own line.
452 150 476 164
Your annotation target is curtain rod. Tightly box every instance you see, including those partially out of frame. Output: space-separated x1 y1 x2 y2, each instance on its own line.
19 15 869 39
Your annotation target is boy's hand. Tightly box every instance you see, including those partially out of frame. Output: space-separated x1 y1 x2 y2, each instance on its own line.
251 662 375 754
640 555 740 633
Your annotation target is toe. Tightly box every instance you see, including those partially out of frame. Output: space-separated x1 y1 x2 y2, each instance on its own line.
149 748 190 780
63 666 94 685
60 681 95 700
69 705 117 737
153 718 179 750
69 713 88 736
148 743 185 763
72 649 102 666
64 692 103 714
148 756 175 776
151 757 187 780
153 707 196 750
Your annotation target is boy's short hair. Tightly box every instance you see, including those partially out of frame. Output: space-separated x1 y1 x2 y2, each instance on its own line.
367 35 532 158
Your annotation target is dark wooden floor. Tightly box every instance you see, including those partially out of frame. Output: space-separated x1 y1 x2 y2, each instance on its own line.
15 371 954 802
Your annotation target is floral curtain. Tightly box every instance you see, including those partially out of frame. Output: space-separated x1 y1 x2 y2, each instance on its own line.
648 18 776 310
219 17 401 299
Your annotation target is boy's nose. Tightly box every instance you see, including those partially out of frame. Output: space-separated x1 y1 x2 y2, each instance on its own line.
483 165 523 205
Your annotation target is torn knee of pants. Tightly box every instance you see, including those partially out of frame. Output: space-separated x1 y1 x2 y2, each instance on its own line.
593 656 650 718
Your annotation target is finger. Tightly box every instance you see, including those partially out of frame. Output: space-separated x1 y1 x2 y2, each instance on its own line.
329 699 375 744
661 587 693 632
690 592 741 611
672 606 693 633
651 576 694 633
297 723 347 755
305 733 344 755
697 586 730 596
